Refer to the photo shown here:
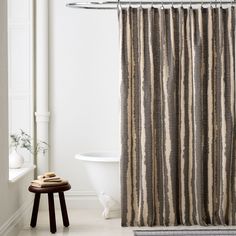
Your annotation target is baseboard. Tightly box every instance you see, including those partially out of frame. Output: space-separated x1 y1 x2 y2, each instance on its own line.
64 190 101 209
39 190 101 210
0 199 33 236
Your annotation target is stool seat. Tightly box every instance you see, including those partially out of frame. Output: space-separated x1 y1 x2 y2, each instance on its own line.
29 183 71 193
29 183 71 234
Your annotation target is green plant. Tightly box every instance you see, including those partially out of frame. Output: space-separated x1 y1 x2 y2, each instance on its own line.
10 129 48 156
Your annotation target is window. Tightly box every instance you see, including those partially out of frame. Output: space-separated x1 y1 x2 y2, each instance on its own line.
8 0 34 169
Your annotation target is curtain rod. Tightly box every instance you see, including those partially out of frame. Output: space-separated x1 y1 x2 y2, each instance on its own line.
66 1 236 10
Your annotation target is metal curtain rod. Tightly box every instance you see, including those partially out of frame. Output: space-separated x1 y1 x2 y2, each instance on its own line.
66 1 236 10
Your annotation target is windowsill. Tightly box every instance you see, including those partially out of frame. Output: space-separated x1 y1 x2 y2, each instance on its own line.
9 164 36 183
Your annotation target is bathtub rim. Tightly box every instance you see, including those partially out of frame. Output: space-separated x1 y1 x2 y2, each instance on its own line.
75 152 120 163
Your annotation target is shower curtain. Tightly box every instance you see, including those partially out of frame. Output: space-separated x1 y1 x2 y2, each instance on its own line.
120 6 236 226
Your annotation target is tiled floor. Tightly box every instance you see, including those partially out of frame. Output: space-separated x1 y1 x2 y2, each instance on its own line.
18 209 134 236
18 209 236 236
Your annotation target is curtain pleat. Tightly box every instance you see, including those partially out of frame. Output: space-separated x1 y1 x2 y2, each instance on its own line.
120 6 236 226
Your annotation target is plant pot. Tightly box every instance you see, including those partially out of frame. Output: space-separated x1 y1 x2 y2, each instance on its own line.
9 150 24 169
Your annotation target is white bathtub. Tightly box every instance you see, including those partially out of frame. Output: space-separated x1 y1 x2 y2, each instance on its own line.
75 152 120 219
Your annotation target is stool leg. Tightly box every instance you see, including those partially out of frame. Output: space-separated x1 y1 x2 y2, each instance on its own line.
30 193 41 228
48 193 56 234
59 192 69 227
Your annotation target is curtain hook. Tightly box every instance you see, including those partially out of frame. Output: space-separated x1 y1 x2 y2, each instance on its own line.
220 0 222 8
181 0 183 8
172 0 174 8
161 0 164 9
151 0 153 8
190 0 192 9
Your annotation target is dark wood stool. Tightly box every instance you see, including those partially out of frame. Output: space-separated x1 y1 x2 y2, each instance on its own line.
28 183 71 234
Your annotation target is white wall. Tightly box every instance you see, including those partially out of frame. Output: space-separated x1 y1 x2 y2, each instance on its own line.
49 0 120 196
0 0 9 226
0 0 34 235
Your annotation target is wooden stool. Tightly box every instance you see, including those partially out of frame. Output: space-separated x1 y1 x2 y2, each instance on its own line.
28 183 71 234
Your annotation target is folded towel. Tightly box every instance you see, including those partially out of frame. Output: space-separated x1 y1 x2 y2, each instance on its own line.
37 175 62 182
44 172 56 178
31 179 68 188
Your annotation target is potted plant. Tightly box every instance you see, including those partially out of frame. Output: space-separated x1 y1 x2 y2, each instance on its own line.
9 129 48 169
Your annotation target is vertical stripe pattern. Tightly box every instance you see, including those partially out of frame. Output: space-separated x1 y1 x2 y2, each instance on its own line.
120 6 236 226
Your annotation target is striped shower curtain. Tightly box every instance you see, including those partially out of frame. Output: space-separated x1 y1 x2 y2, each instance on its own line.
120 6 236 226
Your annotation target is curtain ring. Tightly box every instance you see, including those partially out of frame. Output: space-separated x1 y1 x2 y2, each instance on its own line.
117 0 121 10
